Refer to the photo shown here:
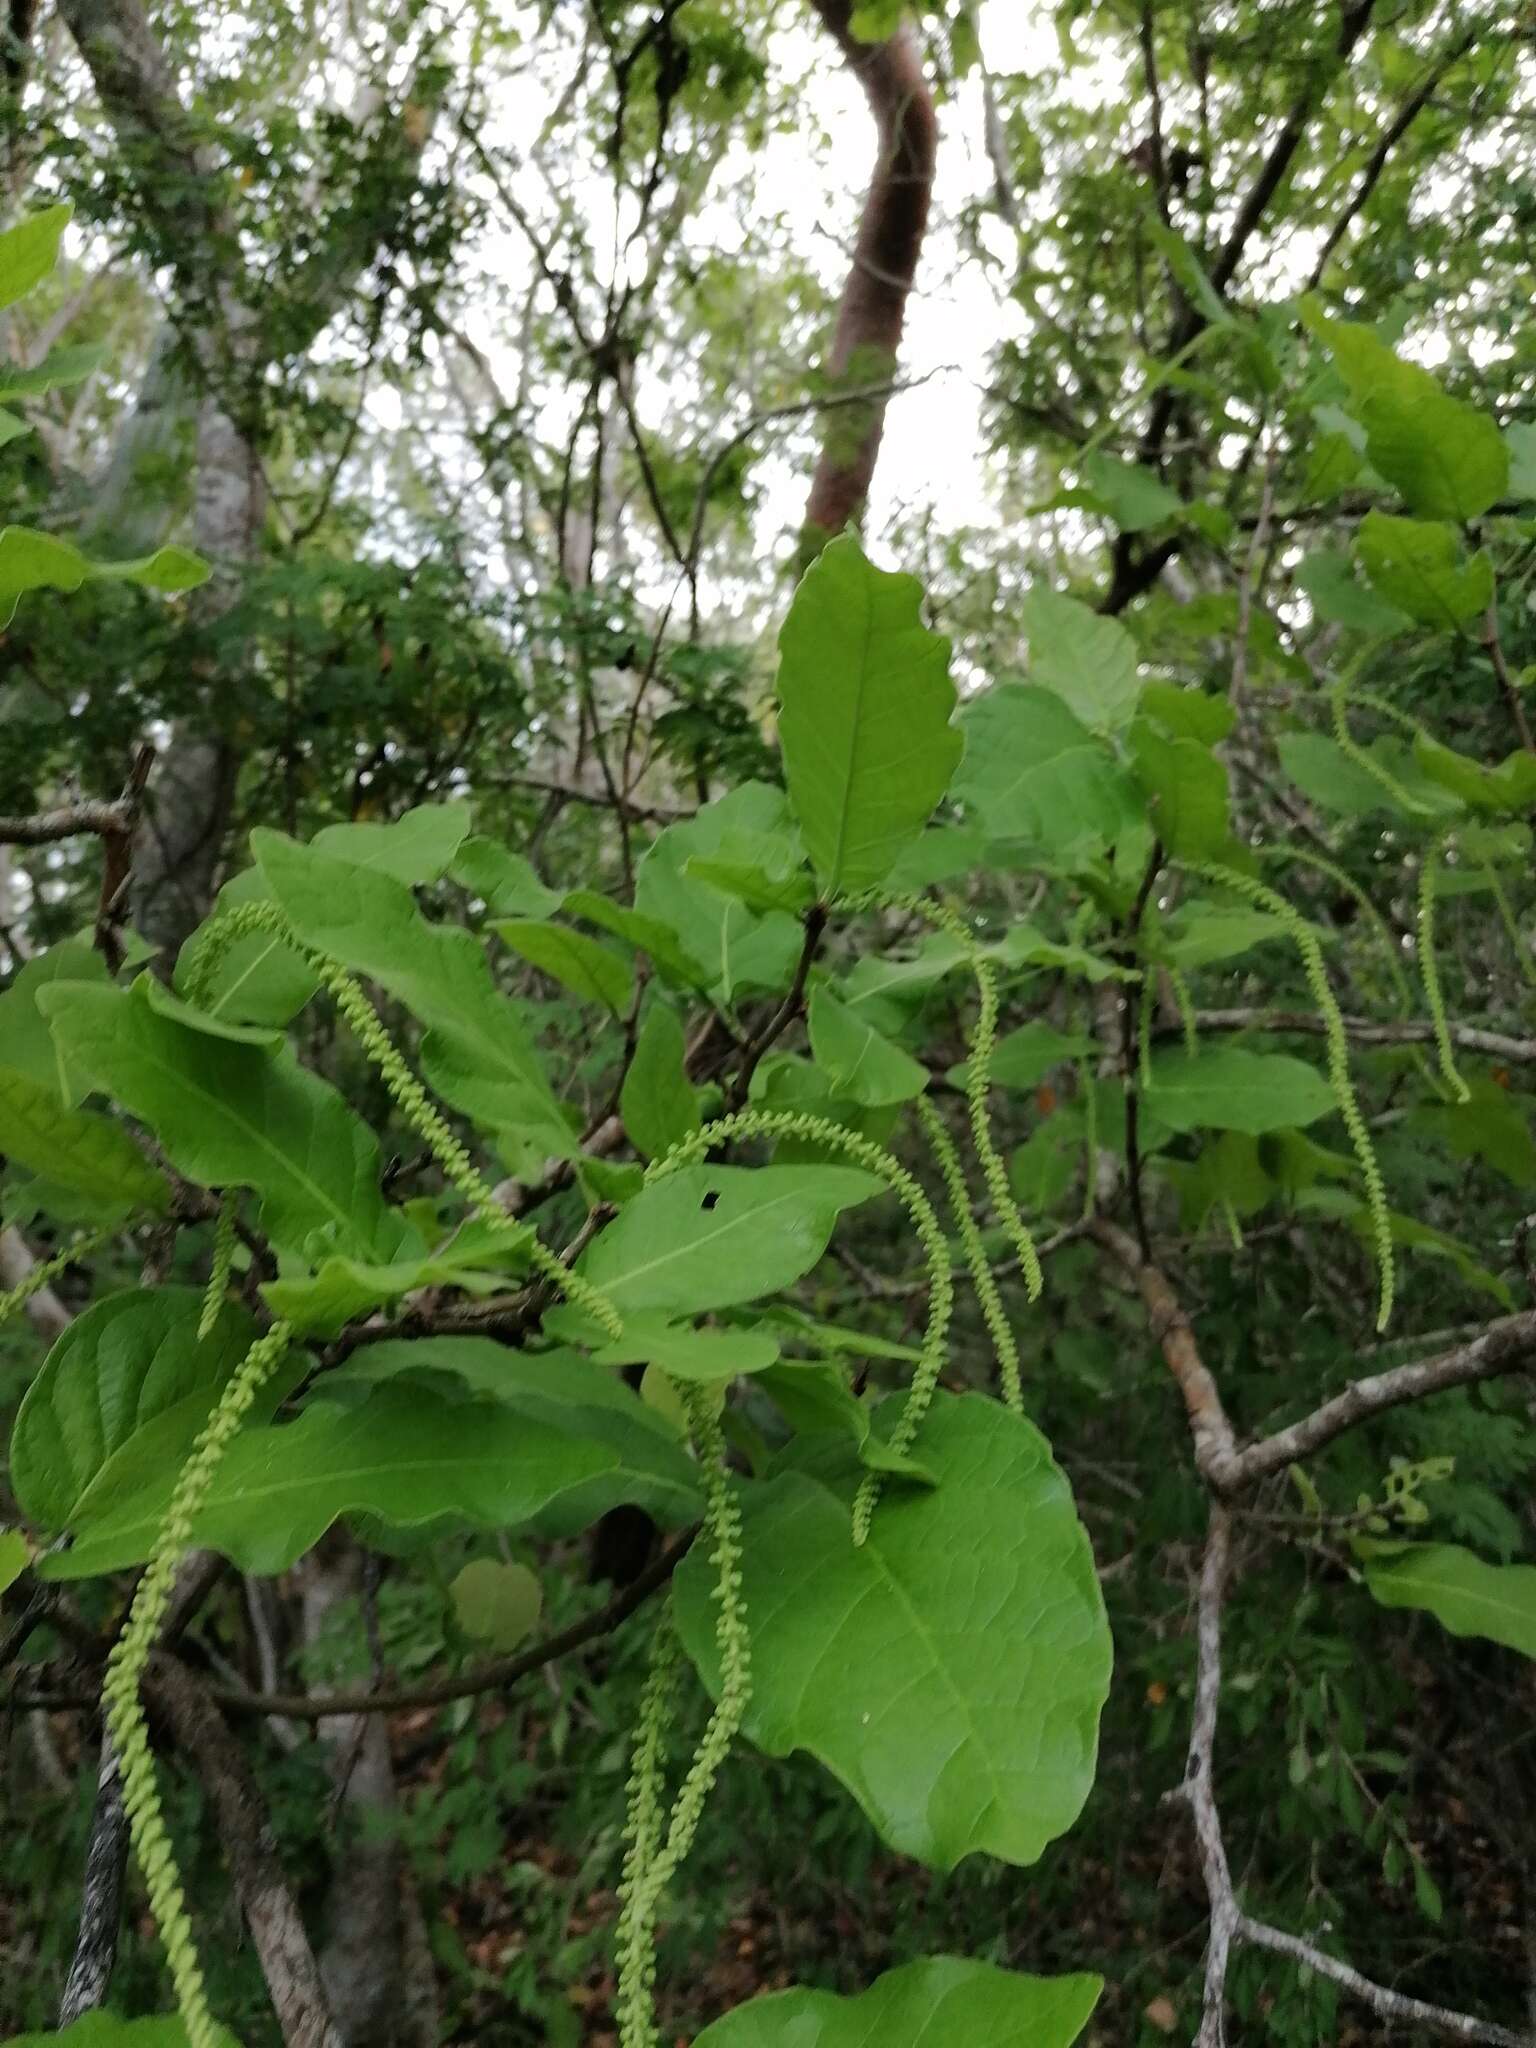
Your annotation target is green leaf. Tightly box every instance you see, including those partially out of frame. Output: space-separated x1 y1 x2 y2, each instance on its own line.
39 979 402 1261
48 1370 700 1581
1411 1078 1536 1188
1158 906 1291 967
755 1362 936 1484
951 1021 1095 1092
1295 548 1413 635
1127 723 1235 860
847 0 904 39
1310 314 1508 520
1506 422 1536 500
450 1559 543 1650
1019 588 1140 733
577 1164 884 1316
562 889 702 984
494 918 633 1015
260 1247 518 1340
955 685 1139 860
252 831 574 1162
634 784 803 999
4 2014 240 2048
685 834 816 917
1356 512 1492 630
0 1066 172 1215
0 1528 29 1596
0 526 208 629
1076 451 1182 533
1413 734 1536 815
311 801 473 883
451 836 562 915
11 1288 263 1534
1137 681 1234 745
0 204 70 311
691 1958 1102 2048
676 1392 1110 1869
1302 428 1363 502
1362 1541 1536 1660
0 341 106 400
1143 1047 1335 1134
591 1316 781 1382
0 942 114 1100
776 533 961 899
808 986 928 1106
620 1001 702 1161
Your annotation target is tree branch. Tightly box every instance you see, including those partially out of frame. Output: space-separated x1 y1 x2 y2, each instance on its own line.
1187 1008 1536 1067
208 1530 694 1720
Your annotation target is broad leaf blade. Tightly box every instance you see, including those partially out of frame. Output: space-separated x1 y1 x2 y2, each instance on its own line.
691 1956 1102 2047
777 534 961 899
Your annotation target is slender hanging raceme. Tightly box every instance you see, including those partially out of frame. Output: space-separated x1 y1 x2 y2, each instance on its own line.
1192 864 1396 1331
649 1109 953 1543
1330 667 1434 820
903 896 1045 1302
180 903 623 1342
1485 863 1536 987
613 1622 683 2048
1417 836 1470 1104
198 1191 240 1341
1166 963 1199 1056
613 1383 752 2048
917 1093 1023 1416
0 1226 111 1329
101 1321 295 2048
1260 844 1413 1010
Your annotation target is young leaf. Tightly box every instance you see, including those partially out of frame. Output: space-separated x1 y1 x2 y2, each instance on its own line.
776 533 961 899
451 837 562 916
450 1559 543 1651
46 1375 700 1580
633 783 803 999
1362 1541 1536 1660
675 1392 1112 1870
576 1163 885 1315
619 1001 702 1160
955 685 1139 859
0 203 71 310
690 1957 1102 2048
1019 587 1141 733
1127 724 1236 860
39 979 403 1260
1355 512 1493 630
11 1289 264 1534
1309 314 1508 521
1144 1047 1335 1134
493 918 634 1015
807 986 929 1106
0 1066 171 1215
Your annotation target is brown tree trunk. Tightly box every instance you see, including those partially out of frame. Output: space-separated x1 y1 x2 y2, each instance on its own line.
800 1 937 566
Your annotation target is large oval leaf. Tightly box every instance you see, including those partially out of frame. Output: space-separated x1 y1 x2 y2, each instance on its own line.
12 1288 262 1534
1144 1046 1335 1135
576 1164 885 1316
46 1370 701 1580
37 978 404 1261
691 1957 1101 2048
776 535 961 900
675 1391 1111 1871
1362 1541 1536 1660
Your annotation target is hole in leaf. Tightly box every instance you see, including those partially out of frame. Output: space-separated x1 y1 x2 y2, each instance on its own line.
700 1188 721 1211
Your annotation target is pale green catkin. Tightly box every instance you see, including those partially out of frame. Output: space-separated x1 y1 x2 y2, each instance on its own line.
905 896 1045 1301
181 903 623 1341
1193 864 1396 1331
613 1622 683 2048
1167 963 1199 1056
917 1094 1023 1416
650 1109 954 1543
1416 836 1470 1104
0 1226 111 1329
614 1384 751 2048
101 1321 294 2048
197 1191 240 1340
1136 971 1157 1091
1331 672 1433 820
1259 843 1413 1010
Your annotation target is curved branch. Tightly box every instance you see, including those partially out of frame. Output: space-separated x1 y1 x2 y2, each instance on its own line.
801 2 938 554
